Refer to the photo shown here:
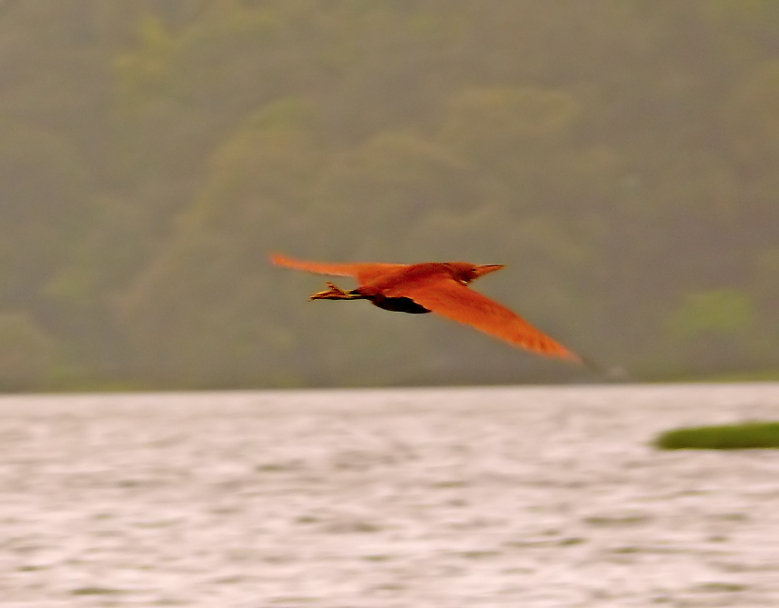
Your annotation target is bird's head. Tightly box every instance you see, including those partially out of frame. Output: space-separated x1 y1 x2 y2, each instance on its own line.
446 262 505 284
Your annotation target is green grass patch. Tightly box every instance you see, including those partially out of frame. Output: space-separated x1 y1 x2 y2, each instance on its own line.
71 586 123 595
655 421 779 450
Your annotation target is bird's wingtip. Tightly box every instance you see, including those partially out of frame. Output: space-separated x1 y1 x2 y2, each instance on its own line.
578 355 633 381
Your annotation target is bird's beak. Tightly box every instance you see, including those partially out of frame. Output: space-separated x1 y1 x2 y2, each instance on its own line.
473 264 504 278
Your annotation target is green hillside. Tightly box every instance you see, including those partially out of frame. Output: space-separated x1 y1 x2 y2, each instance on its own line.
1 1 777 390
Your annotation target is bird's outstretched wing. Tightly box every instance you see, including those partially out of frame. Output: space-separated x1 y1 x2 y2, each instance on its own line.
270 253 407 285
389 278 580 361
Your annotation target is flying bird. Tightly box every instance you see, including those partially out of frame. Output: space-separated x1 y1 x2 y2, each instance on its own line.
271 253 581 362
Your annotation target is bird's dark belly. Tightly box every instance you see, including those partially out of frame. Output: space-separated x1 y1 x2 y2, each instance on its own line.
371 295 431 314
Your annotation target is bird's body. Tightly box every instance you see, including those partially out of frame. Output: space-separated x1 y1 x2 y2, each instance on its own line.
271 253 581 362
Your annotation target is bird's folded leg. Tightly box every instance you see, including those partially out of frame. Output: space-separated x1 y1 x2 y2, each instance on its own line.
309 282 362 301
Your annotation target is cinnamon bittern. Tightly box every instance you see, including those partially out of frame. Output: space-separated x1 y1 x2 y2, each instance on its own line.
271 253 581 362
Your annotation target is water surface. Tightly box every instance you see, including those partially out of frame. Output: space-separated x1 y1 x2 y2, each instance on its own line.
1 383 779 607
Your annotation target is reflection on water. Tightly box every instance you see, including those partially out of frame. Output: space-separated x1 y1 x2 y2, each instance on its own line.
1 384 778 607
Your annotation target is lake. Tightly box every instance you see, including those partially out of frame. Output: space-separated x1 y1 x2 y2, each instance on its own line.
1 383 779 607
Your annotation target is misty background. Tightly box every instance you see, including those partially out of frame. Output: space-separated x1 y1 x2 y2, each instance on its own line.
0 0 777 391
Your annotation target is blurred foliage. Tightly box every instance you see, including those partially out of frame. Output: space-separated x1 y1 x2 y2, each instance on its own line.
0 313 55 391
0 0 777 390
655 421 779 450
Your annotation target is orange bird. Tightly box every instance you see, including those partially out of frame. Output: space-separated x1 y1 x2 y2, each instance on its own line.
271 253 581 362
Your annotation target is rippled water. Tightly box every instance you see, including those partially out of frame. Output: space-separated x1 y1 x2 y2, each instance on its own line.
1 383 779 607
